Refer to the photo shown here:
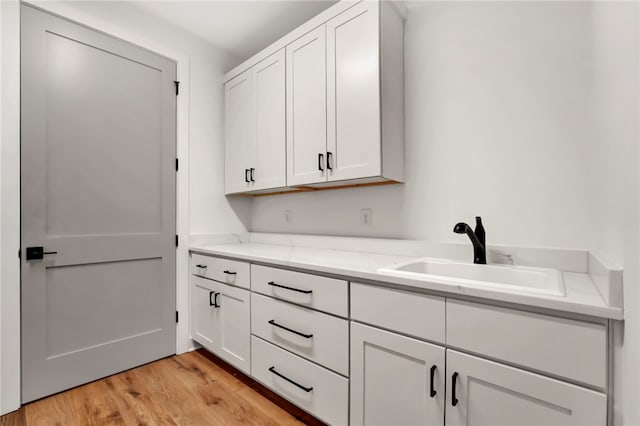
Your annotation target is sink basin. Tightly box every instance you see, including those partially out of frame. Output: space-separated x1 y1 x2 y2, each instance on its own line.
378 258 565 297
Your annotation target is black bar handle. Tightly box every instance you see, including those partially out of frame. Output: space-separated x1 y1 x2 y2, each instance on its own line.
209 291 216 307
195 264 207 269
430 365 437 398
452 372 459 407
223 270 237 275
213 292 220 308
269 366 313 392
268 319 313 339
250 168 255 182
326 152 333 170
267 281 312 294
318 153 324 171
25 246 57 261
244 169 250 183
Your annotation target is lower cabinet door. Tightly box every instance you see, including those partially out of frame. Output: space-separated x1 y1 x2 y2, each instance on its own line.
215 282 251 374
191 276 217 353
445 350 607 426
350 322 445 426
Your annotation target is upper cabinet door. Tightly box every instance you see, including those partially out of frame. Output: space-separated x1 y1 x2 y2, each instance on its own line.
286 26 328 186
326 2 381 182
253 49 286 191
224 69 255 194
445 350 607 426
350 322 445 426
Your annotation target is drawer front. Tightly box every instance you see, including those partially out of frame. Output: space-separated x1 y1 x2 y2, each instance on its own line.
252 293 349 376
351 282 446 344
446 300 607 388
191 253 250 289
251 264 348 317
251 336 349 426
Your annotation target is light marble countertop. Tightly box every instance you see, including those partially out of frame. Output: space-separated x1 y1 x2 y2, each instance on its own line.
190 240 623 321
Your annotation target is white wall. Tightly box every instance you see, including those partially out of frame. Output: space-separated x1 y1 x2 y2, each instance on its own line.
252 2 595 249
589 3 640 425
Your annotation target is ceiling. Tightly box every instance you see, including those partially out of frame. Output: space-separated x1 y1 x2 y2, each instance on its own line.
130 1 338 62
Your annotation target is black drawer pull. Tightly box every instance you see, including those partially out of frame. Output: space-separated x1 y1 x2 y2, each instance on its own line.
430 365 437 398
452 372 459 407
195 264 207 269
318 153 324 171
268 320 313 339
223 270 237 275
267 281 312 294
269 366 313 392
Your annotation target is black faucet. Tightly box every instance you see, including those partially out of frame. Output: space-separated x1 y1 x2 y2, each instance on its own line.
453 216 486 264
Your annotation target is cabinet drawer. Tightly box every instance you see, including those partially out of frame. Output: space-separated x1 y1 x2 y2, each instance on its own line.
446 300 607 388
251 293 349 376
251 264 348 317
251 336 349 426
191 253 250 289
351 283 446 344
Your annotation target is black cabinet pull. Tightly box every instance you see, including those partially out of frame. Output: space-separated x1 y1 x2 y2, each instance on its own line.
452 372 459 406
209 291 215 306
250 168 255 182
195 264 207 269
268 320 313 339
318 153 324 171
268 366 313 392
213 292 220 308
223 270 237 275
326 151 333 170
430 365 437 398
267 281 312 294
244 169 250 183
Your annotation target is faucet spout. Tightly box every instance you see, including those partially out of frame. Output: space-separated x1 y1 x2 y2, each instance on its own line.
453 218 487 264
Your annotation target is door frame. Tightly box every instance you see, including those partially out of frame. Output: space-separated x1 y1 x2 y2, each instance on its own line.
1 0 191 414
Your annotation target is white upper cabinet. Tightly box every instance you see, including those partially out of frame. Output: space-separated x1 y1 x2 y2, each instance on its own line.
286 26 328 186
253 50 286 191
224 0 405 194
224 70 254 194
225 50 286 194
326 1 381 182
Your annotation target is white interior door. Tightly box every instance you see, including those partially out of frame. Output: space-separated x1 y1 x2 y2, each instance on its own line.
21 4 176 402
225 69 255 193
326 1 381 182
445 350 607 426
253 49 286 191
286 25 328 186
350 322 446 426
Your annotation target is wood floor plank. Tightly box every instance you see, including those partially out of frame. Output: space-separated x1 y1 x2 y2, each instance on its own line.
0 350 327 426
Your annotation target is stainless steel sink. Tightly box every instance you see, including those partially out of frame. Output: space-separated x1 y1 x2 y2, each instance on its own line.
378 258 565 297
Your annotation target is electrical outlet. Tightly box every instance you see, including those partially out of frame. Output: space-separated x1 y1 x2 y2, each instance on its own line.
284 209 292 223
360 208 372 227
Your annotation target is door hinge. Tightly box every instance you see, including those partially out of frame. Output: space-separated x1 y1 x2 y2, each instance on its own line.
175 158 179 171
174 80 180 96
176 311 179 323
18 249 21 259
176 235 179 247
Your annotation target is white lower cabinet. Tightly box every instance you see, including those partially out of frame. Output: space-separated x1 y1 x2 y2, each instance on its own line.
190 275 251 374
445 350 607 426
350 322 445 426
252 336 349 426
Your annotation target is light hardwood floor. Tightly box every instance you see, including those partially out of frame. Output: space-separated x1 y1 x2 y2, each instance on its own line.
0 350 326 426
